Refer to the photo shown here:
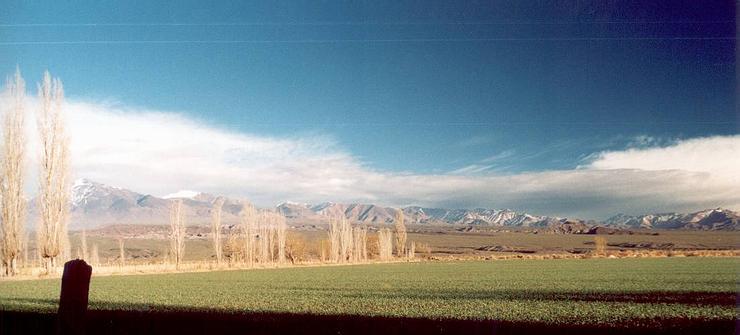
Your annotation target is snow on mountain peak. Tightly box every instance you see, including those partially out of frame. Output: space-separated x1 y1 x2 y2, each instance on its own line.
278 201 310 208
73 178 94 188
162 190 201 199
71 178 100 207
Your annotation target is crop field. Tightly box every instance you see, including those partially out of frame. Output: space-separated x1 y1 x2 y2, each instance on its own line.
1 257 736 329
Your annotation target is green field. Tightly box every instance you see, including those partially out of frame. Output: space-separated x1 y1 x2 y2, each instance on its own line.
0 258 736 326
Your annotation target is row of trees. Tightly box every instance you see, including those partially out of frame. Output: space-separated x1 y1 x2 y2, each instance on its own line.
327 216 368 263
204 200 289 268
204 199 415 268
1 69 70 276
74 230 101 267
326 210 414 263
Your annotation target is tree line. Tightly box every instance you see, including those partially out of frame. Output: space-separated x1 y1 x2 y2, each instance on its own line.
176 199 415 269
0 69 70 276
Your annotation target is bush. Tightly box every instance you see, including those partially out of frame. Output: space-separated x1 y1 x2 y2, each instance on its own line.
594 236 607 255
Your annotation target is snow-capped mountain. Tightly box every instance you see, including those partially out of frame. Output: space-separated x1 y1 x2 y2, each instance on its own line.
56 180 586 228
29 179 243 229
71 178 136 208
308 203 399 223
69 178 167 215
605 208 739 230
162 190 201 200
27 179 739 230
278 203 581 227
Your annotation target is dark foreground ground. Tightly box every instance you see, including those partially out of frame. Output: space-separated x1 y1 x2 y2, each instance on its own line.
1 309 735 335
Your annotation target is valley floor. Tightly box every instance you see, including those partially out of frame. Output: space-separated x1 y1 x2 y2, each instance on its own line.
62 225 740 263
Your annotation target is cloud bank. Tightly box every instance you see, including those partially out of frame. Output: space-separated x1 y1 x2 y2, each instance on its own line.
5 97 739 219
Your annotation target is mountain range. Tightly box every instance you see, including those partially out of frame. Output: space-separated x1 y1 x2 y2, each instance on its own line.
604 209 739 230
277 202 585 227
25 179 739 230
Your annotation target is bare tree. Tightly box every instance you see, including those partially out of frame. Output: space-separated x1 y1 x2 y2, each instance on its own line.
62 234 71 263
90 243 100 266
407 241 416 259
256 211 271 264
339 217 353 262
211 197 225 266
240 202 256 267
328 216 354 263
169 199 186 269
223 228 242 265
285 233 305 264
36 71 69 273
276 212 287 264
117 238 125 267
22 232 29 268
394 210 407 257
366 234 379 257
264 212 275 262
80 230 88 260
352 226 367 262
378 228 393 261
1 68 26 276
328 217 340 262
320 239 328 262
361 230 368 261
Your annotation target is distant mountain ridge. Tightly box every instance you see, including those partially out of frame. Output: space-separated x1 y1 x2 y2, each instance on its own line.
30 179 244 229
276 202 575 227
26 179 739 230
604 208 739 230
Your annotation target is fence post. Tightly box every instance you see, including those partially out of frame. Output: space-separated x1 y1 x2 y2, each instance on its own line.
58 259 92 335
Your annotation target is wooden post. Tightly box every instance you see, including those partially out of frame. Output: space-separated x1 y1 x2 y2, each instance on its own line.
58 259 92 335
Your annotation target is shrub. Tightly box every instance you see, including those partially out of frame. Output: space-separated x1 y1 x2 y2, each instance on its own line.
415 242 431 257
594 236 607 255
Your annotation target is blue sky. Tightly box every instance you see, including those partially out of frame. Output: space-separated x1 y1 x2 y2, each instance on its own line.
0 1 738 218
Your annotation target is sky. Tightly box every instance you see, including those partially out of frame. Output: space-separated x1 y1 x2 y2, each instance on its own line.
0 1 737 219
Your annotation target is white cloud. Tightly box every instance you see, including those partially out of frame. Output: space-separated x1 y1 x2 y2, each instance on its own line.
586 135 740 184
59 100 369 203
5 97 739 219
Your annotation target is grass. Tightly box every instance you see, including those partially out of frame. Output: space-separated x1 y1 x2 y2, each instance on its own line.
0 258 737 326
